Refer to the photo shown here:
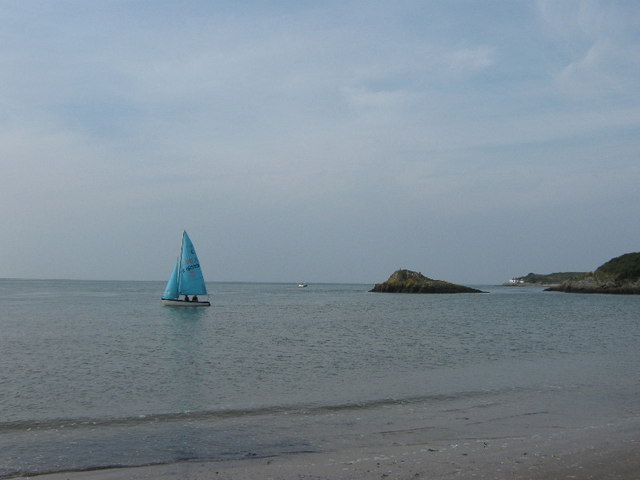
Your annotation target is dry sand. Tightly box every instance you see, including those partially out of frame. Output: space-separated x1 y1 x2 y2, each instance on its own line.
13 417 639 480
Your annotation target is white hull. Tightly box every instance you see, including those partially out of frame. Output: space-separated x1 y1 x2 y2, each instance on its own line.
162 298 211 307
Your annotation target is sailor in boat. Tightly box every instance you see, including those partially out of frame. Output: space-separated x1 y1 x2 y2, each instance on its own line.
192 295 198 302
184 295 190 302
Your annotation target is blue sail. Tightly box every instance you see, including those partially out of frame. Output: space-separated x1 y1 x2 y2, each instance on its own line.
162 258 180 300
178 231 208 295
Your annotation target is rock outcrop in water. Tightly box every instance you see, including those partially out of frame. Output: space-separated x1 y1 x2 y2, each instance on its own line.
370 269 485 294
545 252 640 294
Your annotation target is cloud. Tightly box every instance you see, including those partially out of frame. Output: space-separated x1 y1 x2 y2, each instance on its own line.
537 0 640 96
556 37 640 95
444 46 495 75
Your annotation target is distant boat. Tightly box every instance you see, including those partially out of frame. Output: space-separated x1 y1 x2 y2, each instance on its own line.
298 282 308 288
162 231 211 307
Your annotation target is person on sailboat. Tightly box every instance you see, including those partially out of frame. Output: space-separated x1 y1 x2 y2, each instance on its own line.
192 295 198 302
184 295 190 302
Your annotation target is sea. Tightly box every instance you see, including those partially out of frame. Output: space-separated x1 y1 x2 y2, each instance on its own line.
1 279 639 478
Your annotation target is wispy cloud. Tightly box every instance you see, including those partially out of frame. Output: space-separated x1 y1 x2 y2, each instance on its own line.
538 0 640 96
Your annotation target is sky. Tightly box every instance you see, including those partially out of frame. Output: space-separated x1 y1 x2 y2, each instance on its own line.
1 0 639 284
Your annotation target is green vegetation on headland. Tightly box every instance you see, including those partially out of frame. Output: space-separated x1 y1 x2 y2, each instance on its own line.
504 272 586 286
370 269 485 294
545 252 640 294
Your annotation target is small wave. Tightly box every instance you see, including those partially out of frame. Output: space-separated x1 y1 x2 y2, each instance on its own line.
0 461 171 480
0 389 508 434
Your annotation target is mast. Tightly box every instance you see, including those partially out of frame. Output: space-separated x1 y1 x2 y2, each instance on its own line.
180 230 188 294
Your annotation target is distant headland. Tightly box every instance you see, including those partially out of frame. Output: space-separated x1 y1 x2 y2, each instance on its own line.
370 269 485 294
544 252 640 294
503 272 587 287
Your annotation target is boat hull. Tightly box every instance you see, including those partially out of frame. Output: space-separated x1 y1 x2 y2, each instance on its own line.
161 298 211 307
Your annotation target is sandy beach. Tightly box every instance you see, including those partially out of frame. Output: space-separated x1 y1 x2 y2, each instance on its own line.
13 415 639 480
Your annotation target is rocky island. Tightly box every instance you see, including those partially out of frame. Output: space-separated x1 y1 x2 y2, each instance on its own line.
370 269 485 294
545 252 640 294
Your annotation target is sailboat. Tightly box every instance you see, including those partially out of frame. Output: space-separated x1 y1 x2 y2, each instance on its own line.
161 231 211 307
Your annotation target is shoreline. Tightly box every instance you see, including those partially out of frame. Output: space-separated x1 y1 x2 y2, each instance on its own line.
12 416 640 480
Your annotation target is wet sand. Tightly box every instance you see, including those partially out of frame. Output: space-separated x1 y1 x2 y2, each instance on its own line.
14 416 639 480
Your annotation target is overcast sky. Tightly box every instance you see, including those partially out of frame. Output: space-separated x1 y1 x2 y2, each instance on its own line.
1 1 639 284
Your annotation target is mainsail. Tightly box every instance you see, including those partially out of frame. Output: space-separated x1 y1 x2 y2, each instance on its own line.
178 231 208 295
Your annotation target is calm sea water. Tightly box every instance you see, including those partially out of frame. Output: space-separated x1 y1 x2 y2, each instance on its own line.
1 279 639 478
